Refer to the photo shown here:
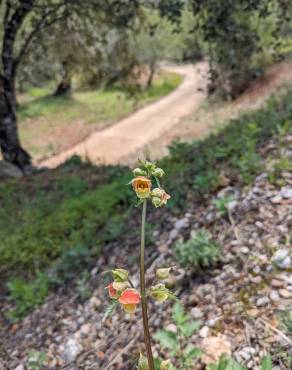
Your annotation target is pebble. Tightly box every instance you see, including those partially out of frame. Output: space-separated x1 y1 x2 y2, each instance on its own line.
169 229 178 240
190 307 203 319
240 246 250 254
199 326 209 338
270 279 284 288
14 365 24 370
269 290 280 302
278 289 292 299
239 346 256 361
272 249 291 269
256 296 269 306
61 338 83 363
280 187 292 199
165 324 177 333
174 218 189 230
270 194 282 204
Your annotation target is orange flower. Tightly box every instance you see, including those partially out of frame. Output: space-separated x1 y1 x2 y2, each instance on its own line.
118 289 141 313
131 176 152 199
107 283 119 299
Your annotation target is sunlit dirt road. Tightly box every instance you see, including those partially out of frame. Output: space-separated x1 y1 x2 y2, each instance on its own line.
41 63 208 168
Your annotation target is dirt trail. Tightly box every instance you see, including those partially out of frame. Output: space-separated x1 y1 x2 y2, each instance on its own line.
40 63 208 168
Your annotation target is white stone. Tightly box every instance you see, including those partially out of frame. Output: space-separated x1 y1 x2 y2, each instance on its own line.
190 307 203 319
61 338 83 363
174 218 189 230
280 187 292 199
199 326 209 338
14 365 25 370
256 296 269 307
272 250 291 269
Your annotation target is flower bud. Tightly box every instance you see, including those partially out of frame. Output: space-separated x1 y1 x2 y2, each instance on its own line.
149 284 170 303
133 168 147 177
156 267 171 280
151 188 171 208
137 354 149 370
143 160 156 172
131 176 152 199
160 359 172 370
112 280 129 292
112 268 128 282
152 168 165 178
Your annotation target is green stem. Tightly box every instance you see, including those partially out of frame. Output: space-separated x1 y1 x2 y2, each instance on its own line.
140 199 155 370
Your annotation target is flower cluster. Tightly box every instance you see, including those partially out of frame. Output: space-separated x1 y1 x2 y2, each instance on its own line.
131 160 170 208
107 266 174 313
107 268 141 313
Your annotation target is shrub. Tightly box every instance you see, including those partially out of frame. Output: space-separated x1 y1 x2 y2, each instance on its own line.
175 230 221 270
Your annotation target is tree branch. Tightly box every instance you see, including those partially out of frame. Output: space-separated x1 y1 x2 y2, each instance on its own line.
2 0 34 77
14 4 67 67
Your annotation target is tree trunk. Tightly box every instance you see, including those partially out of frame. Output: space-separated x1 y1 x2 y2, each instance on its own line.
54 62 71 96
0 76 31 169
147 63 155 88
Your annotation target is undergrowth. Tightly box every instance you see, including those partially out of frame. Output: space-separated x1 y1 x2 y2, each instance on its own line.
1 89 292 320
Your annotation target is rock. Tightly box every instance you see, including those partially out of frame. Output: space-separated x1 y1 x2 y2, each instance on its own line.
199 326 209 338
269 290 280 302
89 296 101 308
80 323 91 336
174 218 189 230
165 324 177 333
280 187 292 199
272 250 291 269
201 336 231 364
61 338 83 363
250 276 262 284
278 289 292 299
14 365 25 370
270 195 282 204
256 297 269 307
169 229 178 241
238 347 256 361
270 279 284 288
0 161 22 179
240 246 250 254
190 307 203 319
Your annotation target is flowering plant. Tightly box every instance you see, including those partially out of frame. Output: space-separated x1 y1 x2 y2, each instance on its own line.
105 160 173 369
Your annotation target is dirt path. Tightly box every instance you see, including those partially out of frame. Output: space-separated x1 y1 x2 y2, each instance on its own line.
41 63 208 168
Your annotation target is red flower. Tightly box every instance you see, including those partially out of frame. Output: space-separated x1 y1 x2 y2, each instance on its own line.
107 283 119 299
118 289 141 313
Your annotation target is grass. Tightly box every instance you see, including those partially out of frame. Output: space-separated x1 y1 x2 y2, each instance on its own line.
17 71 183 160
1 88 292 320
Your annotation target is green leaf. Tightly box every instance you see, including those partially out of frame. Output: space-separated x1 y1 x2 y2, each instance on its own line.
207 356 247 370
172 302 186 325
260 355 272 370
154 330 179 353
183 344 203 359
102 300 118 322
179 320 201 337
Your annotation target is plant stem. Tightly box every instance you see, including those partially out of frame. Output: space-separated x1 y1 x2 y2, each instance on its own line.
140 199 155 370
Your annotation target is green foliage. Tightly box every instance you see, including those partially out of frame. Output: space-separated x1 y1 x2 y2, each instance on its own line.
207 355 273 370
2 87 292 321
154 303 202 369
27 350 47 370
278 310 292 334
175 230 221 270
7 273 50 322
213 196 235 216
190 1 292 99
161 89 292 208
